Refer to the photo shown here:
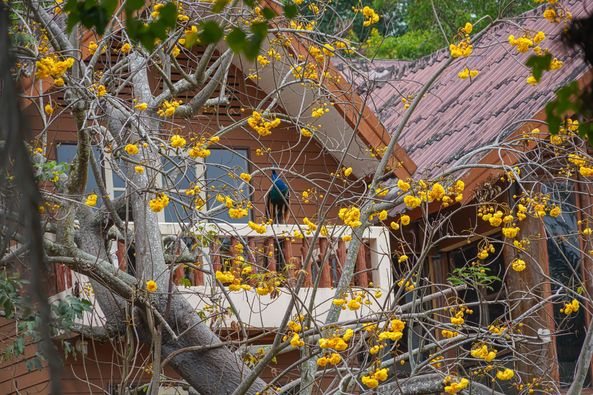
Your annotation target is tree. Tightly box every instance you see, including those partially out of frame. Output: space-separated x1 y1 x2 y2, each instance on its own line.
358 0 534 59
2 0 593 394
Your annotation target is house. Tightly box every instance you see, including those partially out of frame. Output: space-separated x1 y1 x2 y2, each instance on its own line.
333 0 592 390
2 0 592 393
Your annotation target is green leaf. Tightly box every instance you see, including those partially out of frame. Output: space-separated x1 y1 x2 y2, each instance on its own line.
261 6 277 20
283 2 298 19
526 53 552 82
226 28 246 52
212 0 229 14
198 21 224 44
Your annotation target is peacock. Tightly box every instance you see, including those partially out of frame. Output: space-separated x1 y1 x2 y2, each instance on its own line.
266 170 290 224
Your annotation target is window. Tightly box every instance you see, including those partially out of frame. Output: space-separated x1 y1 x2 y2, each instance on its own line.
56 143 103 202
449 236 506 327
205 148 250 223
543 183 589 387
106 148 250 223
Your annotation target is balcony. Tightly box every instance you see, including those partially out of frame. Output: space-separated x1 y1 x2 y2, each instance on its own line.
54 224 392 328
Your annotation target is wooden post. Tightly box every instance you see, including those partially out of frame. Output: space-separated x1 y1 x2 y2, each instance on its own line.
283 237 295 280
266 237 277 272
301 239 312 287
211 238 222 273
336 239 346 285
355 244 368 287
193 255 204 286
318 238 331 287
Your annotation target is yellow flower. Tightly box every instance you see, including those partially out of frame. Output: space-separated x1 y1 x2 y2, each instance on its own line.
390 221 400 231
290 333 304 348
44 103 54 115
543 7 557 22
170 134 187 148
361 375 378 389
361 6 380 27
300 127 313 138
397 179 410 192
125 144 139 155
149 193 170 213
341 234 352 242
549 206 561 217
248 220 267 234
338 206 362 228
85 193 98 207
511 258 526 272
462 22 473 34
457 68 479 80
400 214 410 226
526 75 538 86
560 298 580 315
343 167 352 177
54 78 64 87
444 378 469 394
240 173 252 182
134 165 145 174
502 226 520 238
257 55 270 66
533 31 546 44
496 368 515 381
146 280 158 292
134 102 148 111
404 195 421 209
88 41 98 55
120 42 132 54
347 298 361 310
209 135 220 143
247 111 281 136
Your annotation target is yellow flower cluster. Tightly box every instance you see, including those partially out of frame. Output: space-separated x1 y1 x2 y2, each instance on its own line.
318 328 353 351
311 104 329 118
247 111 281 137
149 193 170 212
449 39 473 58
338 206 362 228
35 56 75 79
470 344 497 362
85 193 98 207
560 298 580 315
170 134 187 148
377 319 405 342
449 306 472 326
441 329 459 338
397 278 415 292
444 377 469 394
361 368 388 388
248 220 267 234
512 258 526 272
458 67 479 79
361 6 380 27
316 352 341 367
496 368 515 381
90 84 107 97
158 100 182 117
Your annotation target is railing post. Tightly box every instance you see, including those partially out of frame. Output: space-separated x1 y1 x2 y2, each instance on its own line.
355 243 368 287
248 237 257 273
283 237 296 281
301 239 312 287
318 238 331 288
211 238 222 273
193 255 204 286
336 239 346 286
266 237 277 272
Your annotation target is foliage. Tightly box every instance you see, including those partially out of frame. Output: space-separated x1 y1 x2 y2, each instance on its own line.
361 0 534 59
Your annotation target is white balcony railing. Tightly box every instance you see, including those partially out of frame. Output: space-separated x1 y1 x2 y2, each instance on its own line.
54 224 392 328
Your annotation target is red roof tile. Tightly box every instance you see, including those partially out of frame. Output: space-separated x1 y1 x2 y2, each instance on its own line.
336 0 592 177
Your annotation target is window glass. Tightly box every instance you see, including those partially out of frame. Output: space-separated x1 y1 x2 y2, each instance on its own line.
56 143 103 203
543 183 589 387
205 149 250 223
163 156 198 223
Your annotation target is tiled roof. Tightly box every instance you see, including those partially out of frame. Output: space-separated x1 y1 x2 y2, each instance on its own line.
335 0 592 177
